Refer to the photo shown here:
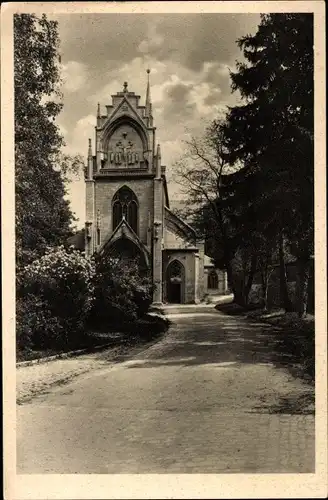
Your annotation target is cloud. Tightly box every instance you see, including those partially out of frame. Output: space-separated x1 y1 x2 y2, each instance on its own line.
137 14 261 72
52 13 261 224
61 61 88 93
88 57 171 109
54 14 151 83
64 114 96 156
138 24 164 55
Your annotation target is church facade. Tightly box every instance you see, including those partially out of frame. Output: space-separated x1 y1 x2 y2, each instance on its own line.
84 75 227 305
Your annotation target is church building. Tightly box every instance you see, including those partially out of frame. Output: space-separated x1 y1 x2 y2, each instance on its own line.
84 72 227 305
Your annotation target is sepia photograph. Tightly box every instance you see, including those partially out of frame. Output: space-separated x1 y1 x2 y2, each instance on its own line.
2 1 327 498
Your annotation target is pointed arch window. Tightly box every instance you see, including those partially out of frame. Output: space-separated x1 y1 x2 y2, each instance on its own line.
168 260 184 280
128 200 138 234
113 200 123 231
112 186 139 234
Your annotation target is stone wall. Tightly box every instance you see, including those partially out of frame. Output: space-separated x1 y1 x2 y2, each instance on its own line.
93 178 154 248
204 268 228 297
164 228 196 249
163 251 197 304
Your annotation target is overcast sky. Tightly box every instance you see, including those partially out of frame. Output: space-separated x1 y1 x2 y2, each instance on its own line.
53 13 260 227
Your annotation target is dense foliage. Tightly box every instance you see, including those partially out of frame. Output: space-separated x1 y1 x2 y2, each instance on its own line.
90 255 154 328
14 14 159 359
17 247 95 351
221 13 314 315
176 13 314 316
17 246 156 354
14 14 75 268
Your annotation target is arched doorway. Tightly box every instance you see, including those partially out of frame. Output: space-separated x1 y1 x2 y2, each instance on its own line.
166 259 185 304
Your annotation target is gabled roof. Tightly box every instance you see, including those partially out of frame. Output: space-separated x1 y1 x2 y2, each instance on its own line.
97 217 150 265
164 206 197 239
162 175 170 208
105 96 147 130
67 229 85 251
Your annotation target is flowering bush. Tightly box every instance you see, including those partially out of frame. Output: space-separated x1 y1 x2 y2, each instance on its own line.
90 255 153 327
18 246 95 349
16 245 156 352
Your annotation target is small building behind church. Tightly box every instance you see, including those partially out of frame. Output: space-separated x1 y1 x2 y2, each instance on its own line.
82 74 227 305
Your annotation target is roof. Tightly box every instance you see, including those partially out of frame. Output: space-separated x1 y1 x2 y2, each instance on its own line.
204 254 215 267
67 229 85 251
97 217 150 266
164 206 197 239
169 198 189 213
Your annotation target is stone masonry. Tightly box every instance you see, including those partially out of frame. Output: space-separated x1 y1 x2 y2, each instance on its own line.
84 73 228 304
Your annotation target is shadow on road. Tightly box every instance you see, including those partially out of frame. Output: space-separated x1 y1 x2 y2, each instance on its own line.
250 392 314 415
123 314 314 415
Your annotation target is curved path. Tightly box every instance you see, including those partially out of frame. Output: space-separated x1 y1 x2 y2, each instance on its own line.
17 307 314 473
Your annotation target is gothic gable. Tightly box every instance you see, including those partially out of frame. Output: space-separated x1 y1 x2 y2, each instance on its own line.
98 218 150 266
105 96 147 130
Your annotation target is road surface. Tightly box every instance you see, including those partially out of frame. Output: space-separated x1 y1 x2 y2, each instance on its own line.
17 307 314 473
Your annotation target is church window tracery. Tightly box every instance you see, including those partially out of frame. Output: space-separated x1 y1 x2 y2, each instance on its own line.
112 186 138 234
167 260 184 280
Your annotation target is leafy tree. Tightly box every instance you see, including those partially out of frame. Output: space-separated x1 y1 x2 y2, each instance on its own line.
174 123 239 288
219 161 294 310
174 122 262 306
221 13 314 316
14 14 76 268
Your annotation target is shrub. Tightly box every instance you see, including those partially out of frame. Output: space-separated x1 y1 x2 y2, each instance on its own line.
134 314 171 339
16 294 64 351
18 246 95 349
90 255 153 328
133 281 155 317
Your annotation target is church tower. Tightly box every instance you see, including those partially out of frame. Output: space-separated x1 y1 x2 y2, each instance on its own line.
85 72 166 304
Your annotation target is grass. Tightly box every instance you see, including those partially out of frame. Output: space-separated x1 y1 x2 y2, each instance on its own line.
16 332 124 362
216 302 315 383
17 314 171 363
215 301 261 316
251 311 315 383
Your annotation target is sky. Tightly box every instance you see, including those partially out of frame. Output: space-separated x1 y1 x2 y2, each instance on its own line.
53 13 261 227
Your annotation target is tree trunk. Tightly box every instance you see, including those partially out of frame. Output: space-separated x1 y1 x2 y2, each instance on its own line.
296 258 311 318
244 253 257 306
260 270 268 311
225 256 246 306
221 240 238 301
278 233 293 312
264 281 269 311
224 256 234 293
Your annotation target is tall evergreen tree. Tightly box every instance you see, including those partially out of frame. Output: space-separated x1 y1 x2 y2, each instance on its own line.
221 13 314 316
14 14 74 267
